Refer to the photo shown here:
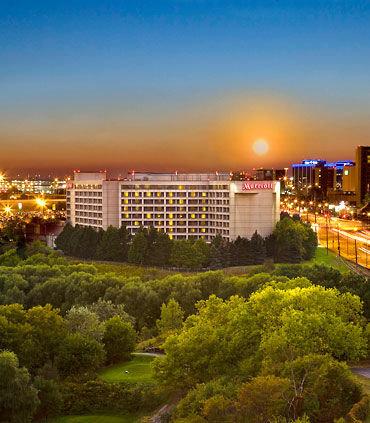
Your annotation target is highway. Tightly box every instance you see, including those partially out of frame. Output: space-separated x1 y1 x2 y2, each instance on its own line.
300 212 370 270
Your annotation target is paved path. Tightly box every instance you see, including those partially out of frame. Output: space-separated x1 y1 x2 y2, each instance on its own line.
133 351 163 358
352 367 370 378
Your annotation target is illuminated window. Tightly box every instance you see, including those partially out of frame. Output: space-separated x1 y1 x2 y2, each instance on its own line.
169 213 173 218
123 192 129 197
169 192 173 197
201 214 206 219
156 192 161 197
146 192 152 197
135 192 139 197
124 199 129 204
134 221 139 226
202 207 206 211
124 213 129 218
190 192 196 197
169 234 173 240
168 199 173 204
178 185 183 190
190 228 195 233
169 220 173 226
146 213 151 218
201 228 206 233
179 199 184 204
123 206 128 211
191 213 195 218
202 192 207 197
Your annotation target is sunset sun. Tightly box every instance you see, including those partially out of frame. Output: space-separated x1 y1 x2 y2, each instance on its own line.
252 138 269 155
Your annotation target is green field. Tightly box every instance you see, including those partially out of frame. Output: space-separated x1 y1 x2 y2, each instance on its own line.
306 247 349 272
98 353 155 383
50 414 139 423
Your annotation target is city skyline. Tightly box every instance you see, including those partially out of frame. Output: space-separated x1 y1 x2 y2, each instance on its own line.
1 1 370 173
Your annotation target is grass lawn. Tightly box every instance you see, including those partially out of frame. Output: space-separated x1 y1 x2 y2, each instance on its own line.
98 353 155 383
50 414 139 423
306 247 349 272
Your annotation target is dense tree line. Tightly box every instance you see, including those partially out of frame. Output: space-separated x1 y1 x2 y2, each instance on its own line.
55 216 317 268
0 242 368 422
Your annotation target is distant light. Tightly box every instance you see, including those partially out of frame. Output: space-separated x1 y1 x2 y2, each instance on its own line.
35 198 46 208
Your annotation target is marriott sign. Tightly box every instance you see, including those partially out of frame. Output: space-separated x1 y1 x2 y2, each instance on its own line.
241 182 274 191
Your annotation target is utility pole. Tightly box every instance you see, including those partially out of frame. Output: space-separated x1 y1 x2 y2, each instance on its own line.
337 227 341 257
325 215 329 255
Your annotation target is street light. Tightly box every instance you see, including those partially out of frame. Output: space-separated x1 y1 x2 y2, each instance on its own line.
35 198 46 215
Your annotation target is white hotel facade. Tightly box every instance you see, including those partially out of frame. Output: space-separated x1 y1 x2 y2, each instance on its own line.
66 171 280 241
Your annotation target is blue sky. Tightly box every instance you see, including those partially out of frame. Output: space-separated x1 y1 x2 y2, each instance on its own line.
1 0 370 174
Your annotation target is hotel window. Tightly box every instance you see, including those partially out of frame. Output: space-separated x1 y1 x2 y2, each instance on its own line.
146 192 152 197
202 207 206 211
134 221 140 226
135 192 140 197
146 213 152 218
190 192 196 197
124 213 129 218
201 214 206 219
191 213 195 218
123 199 129 204
168 192 173 197
169 220 173 226
202 192 207 197
169 213 173 218
168 199 173 204
201 228 206 233
179 199 184 204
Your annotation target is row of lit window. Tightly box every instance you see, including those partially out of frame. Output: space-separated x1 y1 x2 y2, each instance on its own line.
122 191 208 198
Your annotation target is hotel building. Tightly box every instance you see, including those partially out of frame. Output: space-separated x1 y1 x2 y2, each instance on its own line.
66 171 280 241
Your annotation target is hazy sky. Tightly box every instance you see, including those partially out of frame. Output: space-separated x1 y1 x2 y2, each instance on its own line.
1 0 370 176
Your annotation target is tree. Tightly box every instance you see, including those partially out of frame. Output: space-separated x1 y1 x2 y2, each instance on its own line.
25 240 54 257
149 231 172 266
96 226 130 262
193 238 210 268
156 299 184 336
237 375 291 422
103 316 136 363
128 230 148 265
33 376 62 420
170 240 206 269
66 306 104 341
78 226 100 259
0 249 21 267
281 354 362 421
56 333 105 377
250 231 266 264
55 222 75 254
0 350 39 422
87 299 134 324
274 218 307 263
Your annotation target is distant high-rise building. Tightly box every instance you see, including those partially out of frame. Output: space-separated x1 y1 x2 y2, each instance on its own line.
292 159 354 199
355 146 370 205
342 165 356 193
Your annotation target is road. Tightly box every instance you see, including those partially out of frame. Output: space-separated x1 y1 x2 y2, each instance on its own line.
292 211 370 271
